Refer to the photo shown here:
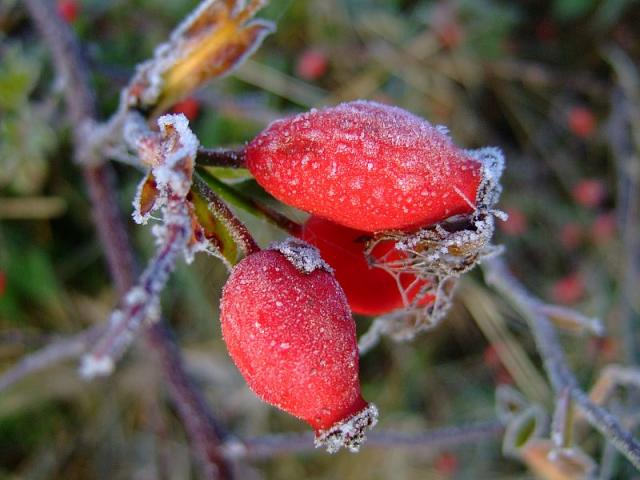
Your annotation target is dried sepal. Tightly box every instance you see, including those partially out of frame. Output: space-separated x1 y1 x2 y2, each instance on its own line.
132 171 161 224
314 403 379 454
187 187 240 268
125 0 274 113
360 147 505 341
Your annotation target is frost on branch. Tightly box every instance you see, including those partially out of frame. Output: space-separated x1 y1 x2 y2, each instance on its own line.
124 0 274 113
359 147 506 352
82 115 200 378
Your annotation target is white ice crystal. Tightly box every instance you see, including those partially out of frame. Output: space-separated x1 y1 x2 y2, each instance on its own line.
270 238 333 275
314 403 379 454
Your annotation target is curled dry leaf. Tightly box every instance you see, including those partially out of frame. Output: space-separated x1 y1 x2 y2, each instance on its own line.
126 0 274 113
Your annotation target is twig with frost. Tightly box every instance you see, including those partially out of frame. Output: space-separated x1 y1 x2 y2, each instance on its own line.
482 257 640 470
81 114 201 378
226 420 504 460
22 2 233 477
0 326 104 392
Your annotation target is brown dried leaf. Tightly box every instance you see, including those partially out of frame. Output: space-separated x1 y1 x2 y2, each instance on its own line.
133 171 160 224
127 0 274 113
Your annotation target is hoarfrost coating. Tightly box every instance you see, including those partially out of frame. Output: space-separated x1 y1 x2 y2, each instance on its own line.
220 248 376 452
246 100 486 232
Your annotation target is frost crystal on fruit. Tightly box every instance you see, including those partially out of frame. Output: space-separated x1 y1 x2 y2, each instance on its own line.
358 146 506 346
246 100 486 232
270 237 333 274
220 246 377 452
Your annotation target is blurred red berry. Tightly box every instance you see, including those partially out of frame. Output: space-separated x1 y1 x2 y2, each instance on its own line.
588 337 619 363
57 0 79 23
567 106 597 139
170 97 200 122
435 452 459 476
482 344 501 370
436 22 464 49
496 368 514 385
559 222 583 251
500 207 528 236
301 216 433 315
431 2 464 49
295 49 329 81
535 18 557 42
572 178 606 209
590 212 617 244
0 271 5 298
551 273 585 305
246 100 491 232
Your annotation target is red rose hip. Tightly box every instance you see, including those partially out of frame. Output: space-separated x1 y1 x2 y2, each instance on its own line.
245 100 484 232
301 215 434 315
220 239 378 452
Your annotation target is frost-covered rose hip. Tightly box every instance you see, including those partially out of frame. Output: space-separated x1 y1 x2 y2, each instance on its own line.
220 240 378 452
301 216 433 315
245 100 483 232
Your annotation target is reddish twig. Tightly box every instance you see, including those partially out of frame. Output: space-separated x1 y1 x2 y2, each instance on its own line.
197 148 247 168
23 1 232 478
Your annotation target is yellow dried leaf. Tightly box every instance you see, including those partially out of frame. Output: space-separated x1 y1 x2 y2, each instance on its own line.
521 440 596 480
127 0 274 113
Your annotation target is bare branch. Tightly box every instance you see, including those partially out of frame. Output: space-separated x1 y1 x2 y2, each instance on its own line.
537 303 604 337
197 148 247 168
482 257 640 470
23 1 233 477
227 420 504 460
0 326 104 392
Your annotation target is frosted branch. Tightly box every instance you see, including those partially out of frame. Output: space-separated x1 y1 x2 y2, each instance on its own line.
482 257 640 470
225 420 504 460
0 326 104 391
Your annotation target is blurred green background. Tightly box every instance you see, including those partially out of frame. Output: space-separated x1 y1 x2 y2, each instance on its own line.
1 0 639 478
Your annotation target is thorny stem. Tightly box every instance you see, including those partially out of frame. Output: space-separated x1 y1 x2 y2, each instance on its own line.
23 1 232 478
193 175 261 255
197 148 247 168
482 257 640 471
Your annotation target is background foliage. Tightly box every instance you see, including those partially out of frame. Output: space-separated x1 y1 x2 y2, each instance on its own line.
1 0 639 478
